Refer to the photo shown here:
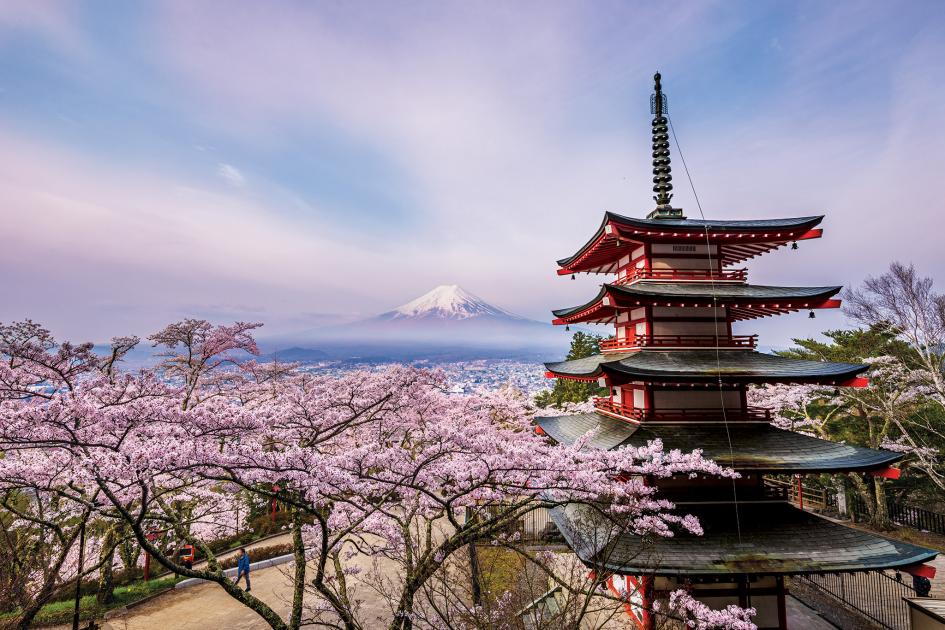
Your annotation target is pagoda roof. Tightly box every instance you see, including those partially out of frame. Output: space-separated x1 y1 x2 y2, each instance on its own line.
535 412 901 473
552 283 841 324
557 212 824 273
551 501 937 576
544 350 867 386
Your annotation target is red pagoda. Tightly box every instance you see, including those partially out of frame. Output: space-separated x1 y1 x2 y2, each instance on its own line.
537 73 938 629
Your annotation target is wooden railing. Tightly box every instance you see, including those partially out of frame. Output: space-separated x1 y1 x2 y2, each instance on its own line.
599 334 757 353
593 399 772 422
614 268 747 285
764 477 831 511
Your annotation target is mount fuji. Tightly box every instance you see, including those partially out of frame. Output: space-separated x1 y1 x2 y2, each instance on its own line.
375 285 528 322
272 285 568 360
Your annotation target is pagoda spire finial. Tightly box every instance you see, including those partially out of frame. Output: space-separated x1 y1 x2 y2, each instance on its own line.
647 72 685 220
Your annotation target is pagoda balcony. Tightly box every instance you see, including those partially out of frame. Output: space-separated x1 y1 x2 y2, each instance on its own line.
593 398 772 422
599 334 758 353
614 267 748 285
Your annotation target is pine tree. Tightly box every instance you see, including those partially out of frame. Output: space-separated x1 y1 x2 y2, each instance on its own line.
534 332 606 409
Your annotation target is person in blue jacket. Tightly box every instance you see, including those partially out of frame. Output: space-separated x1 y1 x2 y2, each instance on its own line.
236 548 251 591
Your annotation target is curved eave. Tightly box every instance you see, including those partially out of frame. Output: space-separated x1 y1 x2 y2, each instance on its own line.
545 351 868 385
551 284 843 325
599 362 867 386
544 352 631 380
556 213 825 274
604 211 825 234
536 413 903 474
551 501 937 577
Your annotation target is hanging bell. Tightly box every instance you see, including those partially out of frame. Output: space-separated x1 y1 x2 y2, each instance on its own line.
565 325 570 331
571 274 575 280
809 310 815 319
791 241 799 250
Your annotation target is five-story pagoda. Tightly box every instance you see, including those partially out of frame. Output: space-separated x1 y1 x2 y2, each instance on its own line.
537 73 938 629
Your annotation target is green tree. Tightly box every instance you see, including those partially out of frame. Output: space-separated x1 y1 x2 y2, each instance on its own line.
776 326 937 529
534 332 607 409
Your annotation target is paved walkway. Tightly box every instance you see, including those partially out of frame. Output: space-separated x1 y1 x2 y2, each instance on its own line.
54 554 393 630
786 594 838 629
55 565 836 630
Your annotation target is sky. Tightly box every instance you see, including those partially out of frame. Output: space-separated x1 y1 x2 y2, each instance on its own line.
1 1 943 347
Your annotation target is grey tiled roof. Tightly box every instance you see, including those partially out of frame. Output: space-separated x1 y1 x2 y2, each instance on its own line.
543 353 627 378
544 350 867 383
552 284 841 319
556 214 824 267
535 413 902 472
551 501 937 576
603 212 824 232
610 283 841 299
536 413 636 451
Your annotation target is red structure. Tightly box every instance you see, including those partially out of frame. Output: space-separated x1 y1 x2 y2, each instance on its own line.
537 73 937 629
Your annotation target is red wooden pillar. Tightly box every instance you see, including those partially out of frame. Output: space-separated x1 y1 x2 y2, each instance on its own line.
641 575 654 630
797 475 804 510
271 484 281 525
143 530 157 582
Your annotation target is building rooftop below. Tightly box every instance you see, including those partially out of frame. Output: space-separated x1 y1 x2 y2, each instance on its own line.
535 412 901 473
551 501 937 577
544 350 867 385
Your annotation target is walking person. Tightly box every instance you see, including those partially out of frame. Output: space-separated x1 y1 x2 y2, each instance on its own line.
236 548 251 591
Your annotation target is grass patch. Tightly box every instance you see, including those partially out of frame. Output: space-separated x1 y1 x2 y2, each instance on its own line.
0 576 180 627
477 546 525 601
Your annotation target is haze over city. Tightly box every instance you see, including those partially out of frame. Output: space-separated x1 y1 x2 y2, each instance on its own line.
1 1 943 348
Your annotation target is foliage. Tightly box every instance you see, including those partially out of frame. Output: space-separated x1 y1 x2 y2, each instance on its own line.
0 318 747 630
751 271 945 527
534 332 606 408
663 590 757 629
0 575 179 628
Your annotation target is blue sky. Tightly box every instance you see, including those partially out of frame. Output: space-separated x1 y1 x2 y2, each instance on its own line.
1 1 943 347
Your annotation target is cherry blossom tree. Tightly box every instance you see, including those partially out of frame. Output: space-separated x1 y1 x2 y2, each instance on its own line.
844 263 945 491
749 326 941 528
0 320 141 627
663 590 756 630
844 262 945 411
0 319 754 630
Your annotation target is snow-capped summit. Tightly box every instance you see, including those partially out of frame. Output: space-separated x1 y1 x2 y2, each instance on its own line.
278 284 566 356
379 285 525 321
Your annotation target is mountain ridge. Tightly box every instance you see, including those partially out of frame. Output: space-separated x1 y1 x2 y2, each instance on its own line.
263 284 569 360
375 284 528 322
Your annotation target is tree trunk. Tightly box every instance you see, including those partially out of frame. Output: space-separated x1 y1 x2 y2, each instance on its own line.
466 507 482 606
288 510 305 630
97 527 117 605
871 477 891 530
117 524 140 580
14 526 83 629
